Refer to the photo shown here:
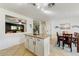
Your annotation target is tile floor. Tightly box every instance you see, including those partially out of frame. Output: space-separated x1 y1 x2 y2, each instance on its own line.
0 43 34 56
0 41 79 56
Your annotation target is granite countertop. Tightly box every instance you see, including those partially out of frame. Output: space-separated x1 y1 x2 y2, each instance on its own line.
25 33 49 39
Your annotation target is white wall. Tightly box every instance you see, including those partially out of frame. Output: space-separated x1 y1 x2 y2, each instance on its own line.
50 17 79 38
39 20 51 35
47 18 79 46
0 8 33 50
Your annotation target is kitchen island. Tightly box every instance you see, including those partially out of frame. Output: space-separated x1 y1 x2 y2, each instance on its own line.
24 34 50 56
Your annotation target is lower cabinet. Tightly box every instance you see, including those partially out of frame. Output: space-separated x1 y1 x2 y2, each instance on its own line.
25 36 29 49
25 36 50 56
35 38 44 56
29 37 35 52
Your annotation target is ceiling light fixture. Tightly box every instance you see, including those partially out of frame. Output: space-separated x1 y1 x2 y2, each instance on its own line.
41 8 53 14
32 3 55 14
32 3 55 8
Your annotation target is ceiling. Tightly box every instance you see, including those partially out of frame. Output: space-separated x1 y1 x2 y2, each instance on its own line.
0 3 79 20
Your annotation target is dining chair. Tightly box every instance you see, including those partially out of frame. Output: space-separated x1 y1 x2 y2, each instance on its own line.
62 34 72 52
77 33 79 52
57 32 63 47
73 32 78 47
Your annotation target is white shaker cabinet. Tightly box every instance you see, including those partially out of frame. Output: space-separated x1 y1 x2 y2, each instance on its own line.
43 37 50 56
25 36 36 52
35 38 44 56
29 37 35 52
25 35 50 56
25 36 29 49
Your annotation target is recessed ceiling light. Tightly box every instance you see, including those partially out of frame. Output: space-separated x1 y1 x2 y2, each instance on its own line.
41 8 53 14
37 4 40 9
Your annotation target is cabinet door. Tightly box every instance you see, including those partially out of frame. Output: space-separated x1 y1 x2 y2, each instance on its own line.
29 37 35 52
35 38 44 56
25 36 29 49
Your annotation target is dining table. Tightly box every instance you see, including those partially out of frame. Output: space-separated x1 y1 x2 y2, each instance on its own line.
58 33 78 52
